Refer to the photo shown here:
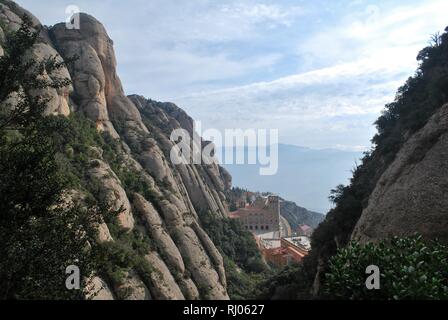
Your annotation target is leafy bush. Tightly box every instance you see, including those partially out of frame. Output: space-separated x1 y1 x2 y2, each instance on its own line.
324 236 448 300
255 263 312 300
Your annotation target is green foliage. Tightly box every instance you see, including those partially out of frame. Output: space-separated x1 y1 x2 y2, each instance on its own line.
255 263 313 300
223 257 268 300
42 113 106 189
45 114 159 297
253 250 320 300
92 215 155 299
47 112 136 199
324 236 448 300
0 17 103 299
200 211 265 273
199 210 270 299
93 239 154 299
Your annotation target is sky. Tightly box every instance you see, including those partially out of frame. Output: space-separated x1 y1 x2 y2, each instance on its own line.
15 0 448 151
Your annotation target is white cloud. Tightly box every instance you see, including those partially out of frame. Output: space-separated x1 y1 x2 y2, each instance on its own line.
119 46 283 98
298 0 448 70
175 49 411 123
13 0 448 150
174 0 448 150
220 3 304 27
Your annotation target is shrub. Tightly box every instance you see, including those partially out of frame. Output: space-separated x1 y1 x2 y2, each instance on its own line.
323 235 448 300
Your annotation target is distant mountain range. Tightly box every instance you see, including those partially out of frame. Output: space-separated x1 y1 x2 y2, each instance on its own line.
222 144 364 213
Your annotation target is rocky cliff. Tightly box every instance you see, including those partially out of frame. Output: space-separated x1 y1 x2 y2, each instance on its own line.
301 25 448 298
0 0 231 300
352 103 448 243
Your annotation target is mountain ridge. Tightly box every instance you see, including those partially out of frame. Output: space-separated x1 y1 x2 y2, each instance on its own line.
0 0 241 299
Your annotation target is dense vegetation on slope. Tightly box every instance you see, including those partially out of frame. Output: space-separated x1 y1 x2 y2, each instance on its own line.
0 19 153 299
1 15 268 299
50 113 160 299
56 108 269 300
260 28 448 299
199 209 270 299
0 18 107 299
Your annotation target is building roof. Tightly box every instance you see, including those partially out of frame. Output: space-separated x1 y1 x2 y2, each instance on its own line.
283 236 311 251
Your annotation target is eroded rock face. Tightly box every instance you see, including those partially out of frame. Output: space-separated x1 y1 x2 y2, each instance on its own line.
0 2 72 116
63 20 232 299
133 194 185 274
144 251 185 300
352 104 448 244
114 270 152 300
86 276 114 300
178 277 200 300
97 222 113 243
0 1 41 30
0 2 30 32
88 159 135 231
50 15 119 137
1 1 232 300
128 95 231 218
26 43 72 116
170 224 229 300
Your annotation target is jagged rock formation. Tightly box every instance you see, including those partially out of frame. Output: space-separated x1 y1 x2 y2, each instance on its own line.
0 1 72 115
86 276 115 300
88 159 135 230
352 104 448 243
0 1 231 300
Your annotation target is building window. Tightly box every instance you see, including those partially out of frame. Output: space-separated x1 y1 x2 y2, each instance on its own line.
255 226 259 230
260 226 264 230
249 226 253 230
266 225 269 230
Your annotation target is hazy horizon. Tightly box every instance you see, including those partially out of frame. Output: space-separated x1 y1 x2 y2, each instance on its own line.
222 144 363 213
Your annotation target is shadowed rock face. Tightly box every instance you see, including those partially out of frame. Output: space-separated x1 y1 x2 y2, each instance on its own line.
1 2 230 300
352 104 448 244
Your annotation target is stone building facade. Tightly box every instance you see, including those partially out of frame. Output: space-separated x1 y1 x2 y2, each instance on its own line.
230 195 280 234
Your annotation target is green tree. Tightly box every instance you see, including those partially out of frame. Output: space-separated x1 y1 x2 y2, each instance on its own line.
0 16 103 299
